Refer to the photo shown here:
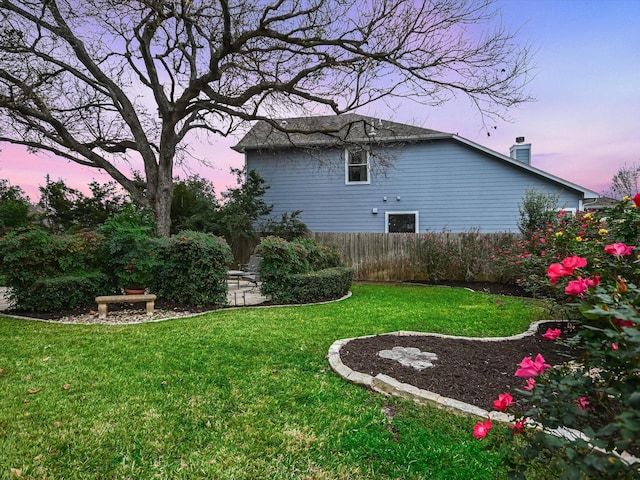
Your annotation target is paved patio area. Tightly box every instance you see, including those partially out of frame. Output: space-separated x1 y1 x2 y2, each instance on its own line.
226 280 267 307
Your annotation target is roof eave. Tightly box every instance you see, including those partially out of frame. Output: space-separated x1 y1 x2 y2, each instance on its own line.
451 135 600 199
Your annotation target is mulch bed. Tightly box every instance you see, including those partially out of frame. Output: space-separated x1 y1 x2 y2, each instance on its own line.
339 321 579 412
339 281 581 412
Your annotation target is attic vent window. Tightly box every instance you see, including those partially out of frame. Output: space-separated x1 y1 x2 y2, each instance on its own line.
345 147 370 184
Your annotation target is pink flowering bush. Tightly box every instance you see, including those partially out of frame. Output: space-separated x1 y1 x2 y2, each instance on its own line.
491 207 609 302
480 197 640 479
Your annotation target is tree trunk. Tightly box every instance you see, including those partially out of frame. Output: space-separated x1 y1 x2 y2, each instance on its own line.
154 162 174 237
153 132 176 237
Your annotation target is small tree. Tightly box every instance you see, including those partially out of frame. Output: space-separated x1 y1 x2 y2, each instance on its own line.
170 175 219 234
263 211 309 241
215 168 273 243
606 162 640 199
38 176 127 232
0 178 31 233
518 189 560 238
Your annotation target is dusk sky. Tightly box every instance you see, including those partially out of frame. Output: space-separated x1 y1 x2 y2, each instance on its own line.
1 0 639 202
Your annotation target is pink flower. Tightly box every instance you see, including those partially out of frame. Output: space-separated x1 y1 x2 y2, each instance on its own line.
473 419 492 439
633 193 640 207
515 354 551 378
523 378 536 390
493 393 514 412
586 275 600 288
542 328 562 341
565 277 589 296
562 255 587 270
511 419 525 434
612 343 619 351
614 318 634 328
576 396 592 411
604 243 635 256
547 263 573 285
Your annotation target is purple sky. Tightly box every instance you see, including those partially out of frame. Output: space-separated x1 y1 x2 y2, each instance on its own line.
1 0 639 202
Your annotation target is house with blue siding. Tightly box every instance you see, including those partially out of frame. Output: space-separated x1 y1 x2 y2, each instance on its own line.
233 114 600 233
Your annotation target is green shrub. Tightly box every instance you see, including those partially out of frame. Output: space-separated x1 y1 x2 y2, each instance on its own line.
0 229 68 290
7 273 110 312
414 229 495 283
297 238 343 270
262 211 309 240
414 230 459 283
257 236 311 276
284 267 354 304
517 188 560 238
257 236 349 303
0 228 107 309
100 209 160 291
156 231 232 306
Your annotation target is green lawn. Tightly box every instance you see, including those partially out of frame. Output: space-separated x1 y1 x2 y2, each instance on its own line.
0 284 551 479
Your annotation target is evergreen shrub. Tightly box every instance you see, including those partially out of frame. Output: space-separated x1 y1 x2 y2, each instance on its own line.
257 236 351 303
19 273 111 312
0 228 107 310
156 231 232 306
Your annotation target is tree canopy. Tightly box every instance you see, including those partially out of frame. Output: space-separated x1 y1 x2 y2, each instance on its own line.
0 178 32 233
0 0 532 235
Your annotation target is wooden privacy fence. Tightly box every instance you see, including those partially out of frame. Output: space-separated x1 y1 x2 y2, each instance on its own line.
308 232 518 283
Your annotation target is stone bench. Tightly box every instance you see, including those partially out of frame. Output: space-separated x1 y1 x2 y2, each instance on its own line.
95 294 156 319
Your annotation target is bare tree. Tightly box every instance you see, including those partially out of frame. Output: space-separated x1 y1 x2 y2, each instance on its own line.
0 0 532 235
606 162 640 199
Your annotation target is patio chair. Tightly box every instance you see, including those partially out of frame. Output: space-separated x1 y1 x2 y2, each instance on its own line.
238 255 261 289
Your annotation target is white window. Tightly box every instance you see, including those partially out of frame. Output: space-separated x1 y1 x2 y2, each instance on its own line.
345 147 370 184
386 211 419 233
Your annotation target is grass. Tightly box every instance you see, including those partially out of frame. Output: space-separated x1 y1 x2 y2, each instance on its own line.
0 284 552 479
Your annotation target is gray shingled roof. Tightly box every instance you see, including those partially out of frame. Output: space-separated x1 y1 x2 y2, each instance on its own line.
232 113 451 152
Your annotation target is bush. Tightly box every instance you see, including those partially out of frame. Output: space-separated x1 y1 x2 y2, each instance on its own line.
100 208 160 291
283 267 354 304
478 196 640 479
155 231 232 306
262 211 309 240
414 229 491 282
0 228 107 310
491 208 611 301
257 236 311 272
10 273 111 312
517 188 560 238
257 236 349 303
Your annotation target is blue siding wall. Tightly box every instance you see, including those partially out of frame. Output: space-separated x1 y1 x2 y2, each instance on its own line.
246 140 584 233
